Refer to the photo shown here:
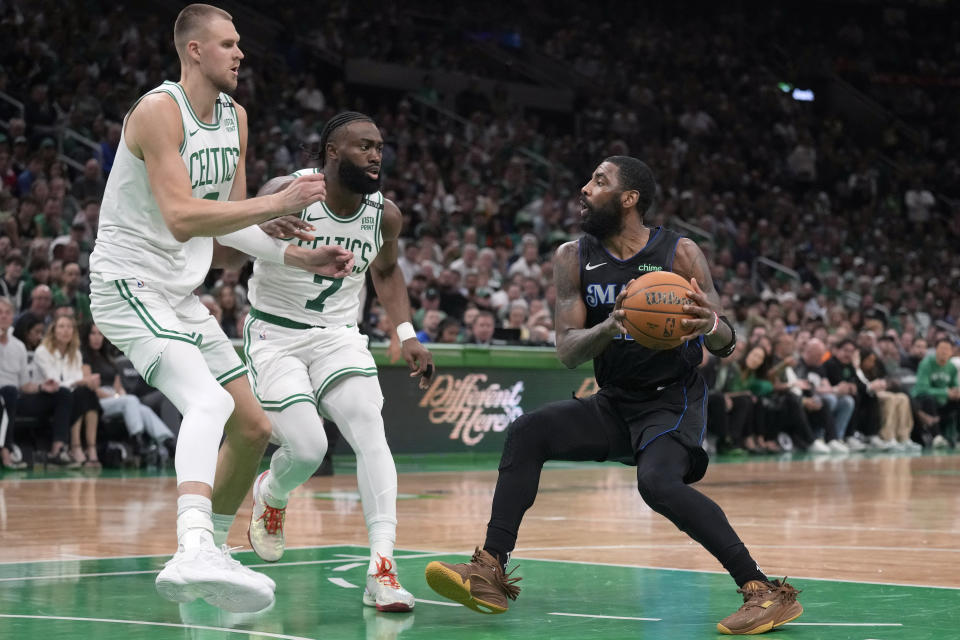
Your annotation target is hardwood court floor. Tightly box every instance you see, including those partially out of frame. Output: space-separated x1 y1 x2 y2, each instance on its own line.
0 450 958 639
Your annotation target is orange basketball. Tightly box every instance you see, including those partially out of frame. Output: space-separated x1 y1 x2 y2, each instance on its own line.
620 271 697 350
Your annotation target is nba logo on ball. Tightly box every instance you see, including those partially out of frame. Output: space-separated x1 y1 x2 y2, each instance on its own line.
621 271 697 350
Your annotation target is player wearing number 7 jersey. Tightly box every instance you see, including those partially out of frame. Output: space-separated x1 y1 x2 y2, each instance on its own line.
244 112 435 613
88 4 353 614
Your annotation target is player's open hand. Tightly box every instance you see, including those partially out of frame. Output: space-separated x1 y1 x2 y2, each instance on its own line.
291 245 354 278
401 339 435 390
276 173 326 214
260 215 315 242
680 277 720 341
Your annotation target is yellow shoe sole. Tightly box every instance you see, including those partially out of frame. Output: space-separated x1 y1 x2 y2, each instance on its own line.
424 562 507 614
716 603 803 635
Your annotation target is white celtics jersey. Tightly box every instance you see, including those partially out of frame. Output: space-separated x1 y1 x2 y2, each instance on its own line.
248 168 384 327
90 81 241 300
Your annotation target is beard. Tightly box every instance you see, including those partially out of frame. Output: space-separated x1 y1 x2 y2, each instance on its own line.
580 196 624 239
338 157 381 195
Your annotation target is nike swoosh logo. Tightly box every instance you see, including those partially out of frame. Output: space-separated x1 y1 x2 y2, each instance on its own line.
305 213 327 222
585 262 606 271
188 129 199 137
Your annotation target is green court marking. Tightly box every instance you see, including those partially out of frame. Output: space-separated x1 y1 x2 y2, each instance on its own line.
0 545 956 640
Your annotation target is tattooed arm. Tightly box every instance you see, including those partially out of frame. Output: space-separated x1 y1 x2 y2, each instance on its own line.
554 241 628 368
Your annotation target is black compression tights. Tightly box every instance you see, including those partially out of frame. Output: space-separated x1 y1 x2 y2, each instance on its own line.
483 398 767 587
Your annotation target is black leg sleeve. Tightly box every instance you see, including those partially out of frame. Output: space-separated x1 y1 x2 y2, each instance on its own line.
484 396 611 559
636 434 766 587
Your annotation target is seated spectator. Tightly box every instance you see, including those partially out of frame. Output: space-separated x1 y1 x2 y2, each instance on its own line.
770 333 841 453
436 317 462 344
51 261 92 324
17 283 53 325
503 299 532 344
795 338 860 450
416 309 445 343
11 312 76 467
902 337 928 372
736 345 780 453
81 323 175 453
215 285 240 339
700 347 754 453
35 314 102 467
911 338 960 448
467 310 496 346
859 349 919 450
0 251 26 314
824 339 884 449
0 297 28 469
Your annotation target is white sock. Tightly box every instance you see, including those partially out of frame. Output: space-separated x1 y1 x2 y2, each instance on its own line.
176 494 214 550
368 520 396 574
212 512 235 547
261 471 288 509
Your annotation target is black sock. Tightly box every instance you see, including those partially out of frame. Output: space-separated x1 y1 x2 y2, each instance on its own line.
482 546 508 571
723 544 768 587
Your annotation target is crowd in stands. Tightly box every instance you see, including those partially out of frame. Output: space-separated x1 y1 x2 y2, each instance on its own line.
0 0 959 467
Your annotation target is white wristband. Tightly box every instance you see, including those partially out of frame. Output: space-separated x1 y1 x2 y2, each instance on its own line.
705 311 720 336
396 321 416 342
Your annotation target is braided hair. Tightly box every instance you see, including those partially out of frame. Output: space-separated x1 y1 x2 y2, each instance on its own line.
316 111 374 166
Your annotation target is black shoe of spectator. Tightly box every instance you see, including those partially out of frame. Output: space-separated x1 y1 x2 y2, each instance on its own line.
48 449 81 469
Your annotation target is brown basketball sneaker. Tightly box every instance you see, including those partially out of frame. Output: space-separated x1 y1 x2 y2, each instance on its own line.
424 547 521 614
717 578 803 635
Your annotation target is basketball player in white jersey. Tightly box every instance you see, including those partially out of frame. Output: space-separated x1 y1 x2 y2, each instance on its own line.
242 112 434 612
88 4 353 612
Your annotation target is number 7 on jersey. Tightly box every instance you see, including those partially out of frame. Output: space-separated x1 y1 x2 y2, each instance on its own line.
305 275 343 312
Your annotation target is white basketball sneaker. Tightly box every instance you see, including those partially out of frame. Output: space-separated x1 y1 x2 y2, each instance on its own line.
248 470 286 562
363 555 415 612
155 540 275 612
220 544 276 592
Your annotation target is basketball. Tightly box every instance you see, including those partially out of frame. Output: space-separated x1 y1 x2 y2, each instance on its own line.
620 271 697 349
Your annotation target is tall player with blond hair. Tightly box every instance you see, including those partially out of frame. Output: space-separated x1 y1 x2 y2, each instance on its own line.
89 4 353 612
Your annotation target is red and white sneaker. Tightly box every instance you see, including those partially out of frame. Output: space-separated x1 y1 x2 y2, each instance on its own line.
247 470 286 562
363 555 415 612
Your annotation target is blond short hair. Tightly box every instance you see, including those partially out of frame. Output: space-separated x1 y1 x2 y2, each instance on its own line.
173 4 233 60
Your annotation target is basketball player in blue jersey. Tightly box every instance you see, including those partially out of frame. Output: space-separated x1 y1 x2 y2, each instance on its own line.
425 157 803 634
242 112 434 612
88 4 353 613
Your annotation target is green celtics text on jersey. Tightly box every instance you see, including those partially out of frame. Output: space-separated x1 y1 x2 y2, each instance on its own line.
90 81 240 300
247 168 384 327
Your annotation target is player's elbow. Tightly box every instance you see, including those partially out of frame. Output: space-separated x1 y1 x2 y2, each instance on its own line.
164 211 194 243
556 346 578 369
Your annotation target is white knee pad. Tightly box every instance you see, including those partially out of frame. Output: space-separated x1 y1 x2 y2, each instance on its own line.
151 341 235 487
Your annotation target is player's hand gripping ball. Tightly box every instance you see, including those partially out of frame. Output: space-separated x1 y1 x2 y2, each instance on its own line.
620 271 697 349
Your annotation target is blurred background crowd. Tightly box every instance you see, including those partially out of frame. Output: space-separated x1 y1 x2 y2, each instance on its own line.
0 0 958 467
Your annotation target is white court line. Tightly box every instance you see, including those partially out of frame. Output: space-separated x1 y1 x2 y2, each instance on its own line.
333 562 365 572
0 614 316 640
550 612 661 622
786 622 903 627
327 577 357 589
514 555 960 592
514 543 960 554
5 544 960 592
415 598 461 607
0 543 350 566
